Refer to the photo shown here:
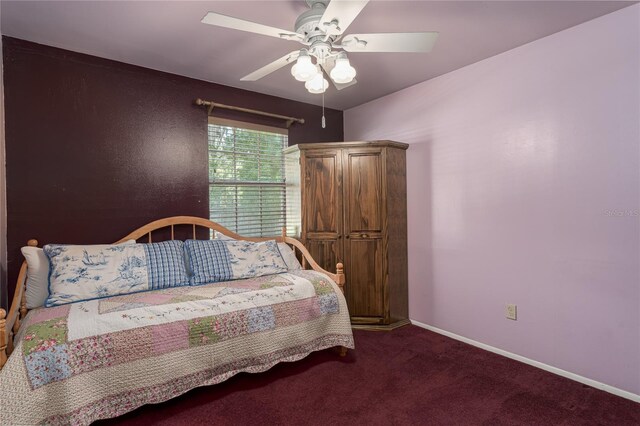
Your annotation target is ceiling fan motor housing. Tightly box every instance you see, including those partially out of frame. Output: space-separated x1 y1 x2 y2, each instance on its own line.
296 0 332 37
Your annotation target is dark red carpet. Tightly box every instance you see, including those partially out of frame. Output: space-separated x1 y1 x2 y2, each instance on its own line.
99 325 639 425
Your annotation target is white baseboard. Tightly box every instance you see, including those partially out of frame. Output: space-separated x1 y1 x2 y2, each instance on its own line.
410 320 640 403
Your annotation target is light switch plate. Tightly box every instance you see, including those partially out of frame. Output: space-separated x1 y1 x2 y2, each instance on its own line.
505 304 517 320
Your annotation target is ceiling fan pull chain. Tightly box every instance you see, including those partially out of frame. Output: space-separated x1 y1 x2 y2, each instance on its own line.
322 91 326 129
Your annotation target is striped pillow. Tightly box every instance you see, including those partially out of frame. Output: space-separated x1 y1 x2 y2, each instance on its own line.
142 240 190 290
185 239 288 286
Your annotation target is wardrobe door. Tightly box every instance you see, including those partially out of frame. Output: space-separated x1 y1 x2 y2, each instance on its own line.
301 149 343 272
342 148 386 323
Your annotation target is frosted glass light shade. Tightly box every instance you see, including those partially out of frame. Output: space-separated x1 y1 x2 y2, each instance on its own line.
305 71 329 94
291 51 317 82
330 53 356 84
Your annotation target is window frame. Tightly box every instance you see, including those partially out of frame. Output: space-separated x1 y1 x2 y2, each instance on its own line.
207 117 288 238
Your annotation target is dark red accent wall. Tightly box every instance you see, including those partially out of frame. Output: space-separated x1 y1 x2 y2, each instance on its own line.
2 36 344 302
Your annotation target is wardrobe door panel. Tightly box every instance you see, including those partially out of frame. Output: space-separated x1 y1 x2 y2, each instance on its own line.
305 239 341 274
302 150 342 236
345 238 384 321
302 149 343 270
343 149 384 234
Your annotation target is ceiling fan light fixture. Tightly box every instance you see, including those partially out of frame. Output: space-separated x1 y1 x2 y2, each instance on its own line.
291 50 318 82
330 52 356 84
305 70 329 94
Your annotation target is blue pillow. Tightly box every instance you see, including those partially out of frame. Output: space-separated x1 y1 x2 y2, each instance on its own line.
185 239 288 286
142 240 190 290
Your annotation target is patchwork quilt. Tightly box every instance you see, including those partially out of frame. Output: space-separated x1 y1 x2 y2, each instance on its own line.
0 270 354 425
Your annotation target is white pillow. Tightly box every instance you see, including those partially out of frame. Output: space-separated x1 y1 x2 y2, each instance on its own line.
21 240 136 309
213 230 235 241
276 243 303 270
21 247 50 309
213 231 302 270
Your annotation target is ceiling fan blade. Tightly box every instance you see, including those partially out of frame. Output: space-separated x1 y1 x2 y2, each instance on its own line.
320 57 357 90
319 0 369 36
241 51 300 81
201 12 301 41
342 32 439 52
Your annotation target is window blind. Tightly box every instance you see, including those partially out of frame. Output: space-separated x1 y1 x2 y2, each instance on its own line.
208 118 288 237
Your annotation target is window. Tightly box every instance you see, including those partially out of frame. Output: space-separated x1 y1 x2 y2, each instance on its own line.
208 118 288 237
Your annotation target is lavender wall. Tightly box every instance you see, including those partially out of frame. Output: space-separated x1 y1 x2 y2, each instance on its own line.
345 5 640 395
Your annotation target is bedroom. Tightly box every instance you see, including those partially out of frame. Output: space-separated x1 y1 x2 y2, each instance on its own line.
0 0 638 424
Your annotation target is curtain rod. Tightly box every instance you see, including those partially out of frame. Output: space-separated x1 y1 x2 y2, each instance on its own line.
195 98 305 128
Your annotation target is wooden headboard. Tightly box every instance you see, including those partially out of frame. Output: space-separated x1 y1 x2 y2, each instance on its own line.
115 216 285 244
0 216 344 369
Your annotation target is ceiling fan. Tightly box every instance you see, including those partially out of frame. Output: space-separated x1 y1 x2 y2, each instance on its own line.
201 0 439 94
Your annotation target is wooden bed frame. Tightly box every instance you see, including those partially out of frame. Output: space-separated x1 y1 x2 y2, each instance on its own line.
0 216 347 370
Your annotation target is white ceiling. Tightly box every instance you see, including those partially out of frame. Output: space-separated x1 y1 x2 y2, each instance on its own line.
1 1 636 110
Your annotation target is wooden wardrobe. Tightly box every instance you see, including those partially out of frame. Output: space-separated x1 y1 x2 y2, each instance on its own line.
284 140 409 329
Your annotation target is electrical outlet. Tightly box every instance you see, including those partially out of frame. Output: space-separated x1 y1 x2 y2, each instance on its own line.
505 304 517 320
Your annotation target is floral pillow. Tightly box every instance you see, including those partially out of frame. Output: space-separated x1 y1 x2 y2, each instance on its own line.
44 240 189 307
213 230 302 270
21 240 136 309
185 239 288 286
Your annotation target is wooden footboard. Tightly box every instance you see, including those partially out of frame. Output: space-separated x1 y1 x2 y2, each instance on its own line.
0 216 347 370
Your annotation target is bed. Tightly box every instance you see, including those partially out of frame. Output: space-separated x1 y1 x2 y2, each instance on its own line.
0 216 354 425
